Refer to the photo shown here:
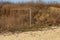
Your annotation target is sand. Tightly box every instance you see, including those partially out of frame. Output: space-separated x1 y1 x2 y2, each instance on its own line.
0 27 60 40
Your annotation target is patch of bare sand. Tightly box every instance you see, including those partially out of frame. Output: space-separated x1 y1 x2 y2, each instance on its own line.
0 26 60 40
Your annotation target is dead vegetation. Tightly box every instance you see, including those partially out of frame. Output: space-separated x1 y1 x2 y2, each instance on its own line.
0 2 60 32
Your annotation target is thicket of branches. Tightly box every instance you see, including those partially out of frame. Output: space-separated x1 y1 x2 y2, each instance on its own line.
0 2 60 32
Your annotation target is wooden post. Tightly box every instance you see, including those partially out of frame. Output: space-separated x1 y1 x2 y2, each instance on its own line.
30 8 32 27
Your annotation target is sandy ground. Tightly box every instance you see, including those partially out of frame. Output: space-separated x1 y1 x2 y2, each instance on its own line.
0 27 60 40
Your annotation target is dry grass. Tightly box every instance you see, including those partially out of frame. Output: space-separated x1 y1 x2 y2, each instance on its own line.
0 2 60 32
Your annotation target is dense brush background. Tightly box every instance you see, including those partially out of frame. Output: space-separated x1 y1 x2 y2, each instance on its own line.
0 2 60 32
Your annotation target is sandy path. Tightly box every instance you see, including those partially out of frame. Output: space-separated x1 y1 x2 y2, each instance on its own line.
0 27 60 40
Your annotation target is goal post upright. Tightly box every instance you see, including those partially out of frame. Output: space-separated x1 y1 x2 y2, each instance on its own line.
29 8 32 27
